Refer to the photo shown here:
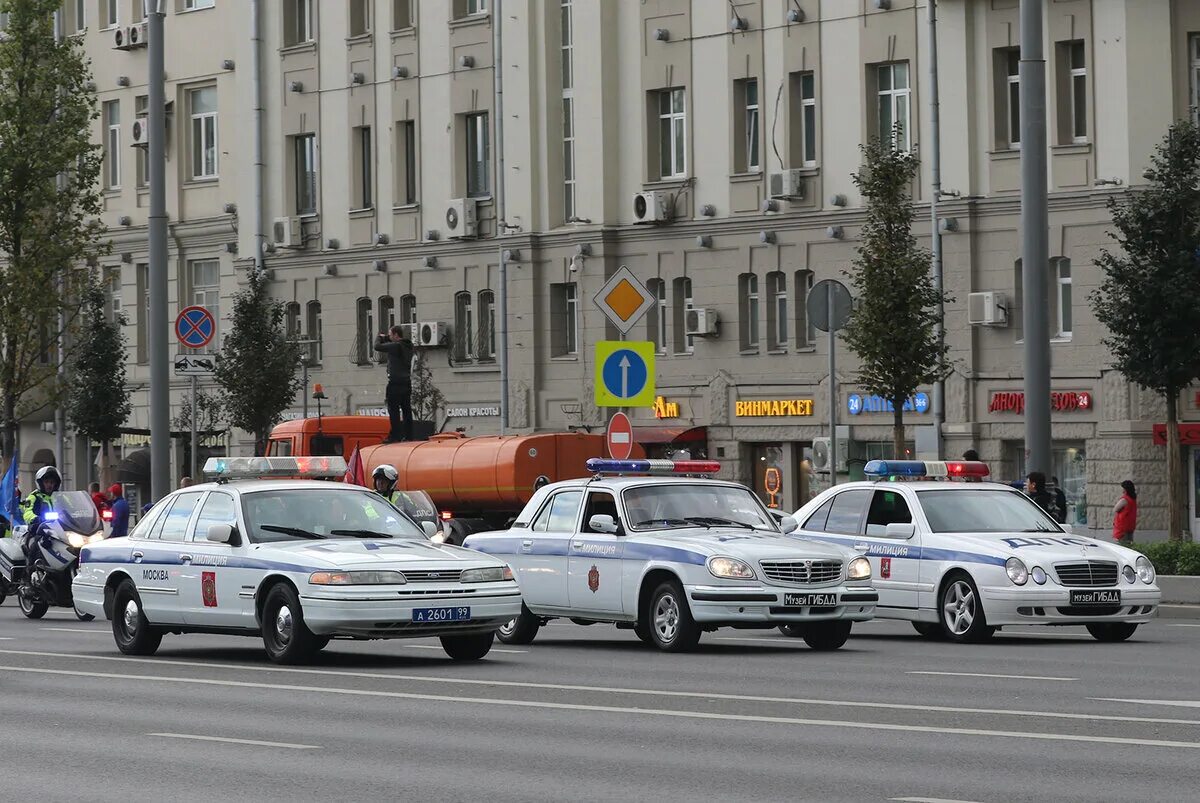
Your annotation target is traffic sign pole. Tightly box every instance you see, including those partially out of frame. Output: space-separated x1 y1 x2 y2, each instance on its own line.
148 4 168 502
828 281 838 488
190 375 198 481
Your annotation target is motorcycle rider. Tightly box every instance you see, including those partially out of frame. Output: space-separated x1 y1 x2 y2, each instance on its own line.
371 464 431 523
20 466 61 557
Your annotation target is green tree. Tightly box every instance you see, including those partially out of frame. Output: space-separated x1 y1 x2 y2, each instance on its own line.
213 270 302 455
65 273 131 471
0 0 106 459
1091 119 1200 542
410 350 445 425
841 138 950 455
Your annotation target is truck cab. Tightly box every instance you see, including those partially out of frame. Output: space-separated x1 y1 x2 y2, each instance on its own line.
266 416 391 462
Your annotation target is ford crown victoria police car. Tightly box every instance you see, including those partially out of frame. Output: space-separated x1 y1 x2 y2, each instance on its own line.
463 459 878 652
790 460 1161 643
72 457 522 663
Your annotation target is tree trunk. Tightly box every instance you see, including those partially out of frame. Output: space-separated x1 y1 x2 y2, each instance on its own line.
1166 391 1185 542
892 399 905 459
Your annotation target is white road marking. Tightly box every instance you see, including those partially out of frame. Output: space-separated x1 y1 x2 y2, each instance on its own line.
5 664 1198 751
148 732 320 750
907 671 1077 682
891 798 983 803
40 628 105 634
1167 623 1200 628
0 637 13 641
1092 698 1200 709
3 649 1199 728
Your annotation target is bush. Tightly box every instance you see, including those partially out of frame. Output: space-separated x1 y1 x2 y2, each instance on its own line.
1125 541 1200 575
1175 543 1200 576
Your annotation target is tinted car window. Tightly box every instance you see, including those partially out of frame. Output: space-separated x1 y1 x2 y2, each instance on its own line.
865 490 913 536
546 491 582 531
803 498 835 532
824 489 871 535
192 492 237 541
309 435 343 457
158 492 204 543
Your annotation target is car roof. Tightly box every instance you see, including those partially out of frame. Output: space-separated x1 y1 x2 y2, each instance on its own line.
545 476 751 492
177 479 367 495
820 481 1021 493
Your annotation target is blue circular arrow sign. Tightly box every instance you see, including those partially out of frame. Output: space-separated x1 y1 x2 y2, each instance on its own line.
601 348 648 400
175 305 215 349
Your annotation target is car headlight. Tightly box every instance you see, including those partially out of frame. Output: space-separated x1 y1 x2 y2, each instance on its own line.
460 566 513 583
1005 557 1029 586
1122 565 1136 584
308 570 406 585
707 556 755 580
847 556 872 581
67 532 86 549
1136 555 1155 585
1031 566 1047 585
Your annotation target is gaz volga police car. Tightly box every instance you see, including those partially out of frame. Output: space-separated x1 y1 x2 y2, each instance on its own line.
462 459 878 653
789 460 1161 643
72 457 522 664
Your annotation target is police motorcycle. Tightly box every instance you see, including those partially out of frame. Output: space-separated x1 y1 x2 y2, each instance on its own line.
0 491 107 620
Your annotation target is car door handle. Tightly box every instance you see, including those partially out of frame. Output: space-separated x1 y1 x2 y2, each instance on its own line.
853 544 870 553
131 551 144 562
521 540 533 550
179 554 193 563
571 541 583 549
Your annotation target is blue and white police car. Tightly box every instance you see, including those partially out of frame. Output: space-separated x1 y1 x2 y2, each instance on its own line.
72 457 522 664
790 460 1161 643
463 458 877 653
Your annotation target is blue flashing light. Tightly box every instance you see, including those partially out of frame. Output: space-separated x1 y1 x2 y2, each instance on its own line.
863 460 990 480
863 460 929 477
43 511 61 522
586 458 722 475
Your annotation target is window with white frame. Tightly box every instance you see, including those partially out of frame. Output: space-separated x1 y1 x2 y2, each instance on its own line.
354 297 374 364
995 48 1021 148
672 277 694 354
478 289 496 360
293 133 317 215
189 259 220 354
74 0 86 31
285 0 313 46
738 273 759 351
1191 35 1200 124
454 292 473 362
0 12 7 31
1065 41 1087 142
350 0 371 35
466 0 487 15
136 263 149 363
353 126 373 209
766 272 787 351
189 87 218 179
793 71 817 166
306 300 323 364
185 0 216 10
561 0 576 222
551 283 578 357
374 296 395 365
656 88 687 179
399 294 417 328
107 268 122 324
393 0 412 30
135 95 149 187
395 120 417 205
735 78 760 173
103 0 118 29
104 100 121 189
1055 259 1072 339
646 278 667 354
794 270 814 348
285 302 302 340
465 112 490 198
876 62 911 151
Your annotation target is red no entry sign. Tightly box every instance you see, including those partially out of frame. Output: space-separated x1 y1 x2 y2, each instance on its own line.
606 412 633 460
175 305 215 349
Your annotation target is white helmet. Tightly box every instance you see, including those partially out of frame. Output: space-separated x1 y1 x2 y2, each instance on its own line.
372 464 398 485
35 466 62 493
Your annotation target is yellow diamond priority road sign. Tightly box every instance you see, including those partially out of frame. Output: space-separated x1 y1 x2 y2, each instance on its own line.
593 265 655 335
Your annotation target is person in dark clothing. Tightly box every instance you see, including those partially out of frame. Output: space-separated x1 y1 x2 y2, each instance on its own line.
1050 476 1069 525
962 449 980 461
106 484 130 539
374 324 415 443
1025 471 1062 522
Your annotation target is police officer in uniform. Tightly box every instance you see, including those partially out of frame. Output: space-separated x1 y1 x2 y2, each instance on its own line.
20 466 61 556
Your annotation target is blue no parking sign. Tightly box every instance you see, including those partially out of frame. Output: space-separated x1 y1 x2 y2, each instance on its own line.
175 306 215 349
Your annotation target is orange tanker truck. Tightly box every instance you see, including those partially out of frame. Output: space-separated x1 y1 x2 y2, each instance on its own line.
266 417 643 543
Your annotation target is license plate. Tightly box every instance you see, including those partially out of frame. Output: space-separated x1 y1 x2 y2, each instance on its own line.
1069 589 1121 606
783 593 837 607
412 606 471 623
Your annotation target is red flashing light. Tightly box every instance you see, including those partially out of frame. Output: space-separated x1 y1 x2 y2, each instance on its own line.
945 461 990 478
101 509 113 521
669 460 723 474
440 510 453 521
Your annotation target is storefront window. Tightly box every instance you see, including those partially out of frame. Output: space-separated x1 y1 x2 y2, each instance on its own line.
1011 442 1086 526
752 443 786 509
750 443 817 509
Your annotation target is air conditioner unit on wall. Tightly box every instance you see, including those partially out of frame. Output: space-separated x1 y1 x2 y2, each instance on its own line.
768 169 805 200
127 22 148 48
272 216 303 249
967 291 1008 326
632 190 669 224
131 116 149 147
685 308 719 337
113 26 131 50
811 437 850 473
418 321 449 347
444 198 478 238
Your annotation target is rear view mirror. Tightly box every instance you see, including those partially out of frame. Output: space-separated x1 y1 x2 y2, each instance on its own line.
207 523 237 544
884 523 916 539
588 514 619 534
421 520 438 539
778 514 799 534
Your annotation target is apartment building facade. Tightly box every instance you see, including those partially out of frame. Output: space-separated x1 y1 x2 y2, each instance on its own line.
17 0 1200 537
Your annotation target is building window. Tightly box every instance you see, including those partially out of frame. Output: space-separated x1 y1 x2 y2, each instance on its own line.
395 120 417 205
104 100 120 189
184 0 216 10
189 259 220 354
734 78 760 173
738 273 759 351
354 297 374 365
135 95 149 187
350 0 371 35
293 133 317 215
465 0 487 15
285 302 302 340
306 300 323 364
136 263 149 363
876 62 911 151
672 276 694 355
1060 40 1087 142
561 1 576 222
453 292 473 362
393 0 412 30
550 283 578 357
74 0 86 32
656 88 687 179
646 278 667 354
378 295 396 330
465 112 490 198
1191 34 1200 124
188 87 218 180
353 126 373 209
794 270 814 348
478 290 496 361
103 0 117 28
106 268 122 324
399 294 417 328
285 0 313 46
789 71 817 167
1055 259 1072 339
766 272 787 351
999 48 1021 148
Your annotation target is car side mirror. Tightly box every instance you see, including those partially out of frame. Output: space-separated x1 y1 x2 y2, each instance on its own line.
421 520 438 539
884 522 916 539
588 514 619 534
207 523 237 544
778 514 799 534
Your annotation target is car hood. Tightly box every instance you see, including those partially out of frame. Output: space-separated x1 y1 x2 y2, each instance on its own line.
641 529 858 561
945 533 1139 565
256 539 501 569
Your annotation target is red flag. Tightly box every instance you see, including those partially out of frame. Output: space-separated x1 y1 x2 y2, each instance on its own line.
344 446 366 487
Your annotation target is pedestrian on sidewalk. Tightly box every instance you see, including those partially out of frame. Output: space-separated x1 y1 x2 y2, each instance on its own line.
1112 480 1138 543
89 482 108 515
1051 476 1069 525
106 484 130 539
1025 472 1062 522
375 324 414 443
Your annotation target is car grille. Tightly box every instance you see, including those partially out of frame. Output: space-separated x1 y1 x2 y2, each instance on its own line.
401 569 464 583
1053 561 1118 587
759 559 842 585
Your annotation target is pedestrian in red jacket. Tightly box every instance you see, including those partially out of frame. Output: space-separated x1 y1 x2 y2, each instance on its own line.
1112 480 1138 543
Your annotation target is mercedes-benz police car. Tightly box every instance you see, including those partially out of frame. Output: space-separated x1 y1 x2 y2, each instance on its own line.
72 457 522 664
463 459 878 653
789 460 1161 643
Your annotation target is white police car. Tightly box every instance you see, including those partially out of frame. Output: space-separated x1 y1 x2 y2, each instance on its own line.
463 459 877 652
790 460 1161 643
72 457 522 664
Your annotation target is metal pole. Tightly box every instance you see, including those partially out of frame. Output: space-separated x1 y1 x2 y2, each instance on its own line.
189 375 198 480
148 3 170 501
250 0 265 275
302 360 309 419
1019 0 1051 476
494 0 509 435
828 282 838 488
53 9 66 479
928 0 944 459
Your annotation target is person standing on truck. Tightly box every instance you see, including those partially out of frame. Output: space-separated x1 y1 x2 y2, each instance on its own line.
374 325 415 443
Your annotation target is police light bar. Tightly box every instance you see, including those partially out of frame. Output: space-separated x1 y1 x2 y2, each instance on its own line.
202 456 349 480
585 458 722 476
44 511 60 522
863 460 989 480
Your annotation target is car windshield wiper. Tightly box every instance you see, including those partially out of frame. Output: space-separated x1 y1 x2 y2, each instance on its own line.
634 518 692 528
1021 526 1056 532
684 516 754 530
330 529 395 539
260 524 326 540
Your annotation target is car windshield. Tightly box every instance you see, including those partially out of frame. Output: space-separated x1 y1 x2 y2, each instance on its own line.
916 489 1063 534
623 484 776 532
242 489 427 543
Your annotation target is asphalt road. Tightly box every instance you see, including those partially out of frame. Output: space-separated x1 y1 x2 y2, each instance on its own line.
0 606 1197 803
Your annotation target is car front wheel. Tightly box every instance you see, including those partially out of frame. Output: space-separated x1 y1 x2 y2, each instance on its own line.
441 632 494 661
939 574 995 643
646 580 701 652
112 580 162 656
261 584 325 664
1086 623 1138 642
497 604 540 645
803 621 852 651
